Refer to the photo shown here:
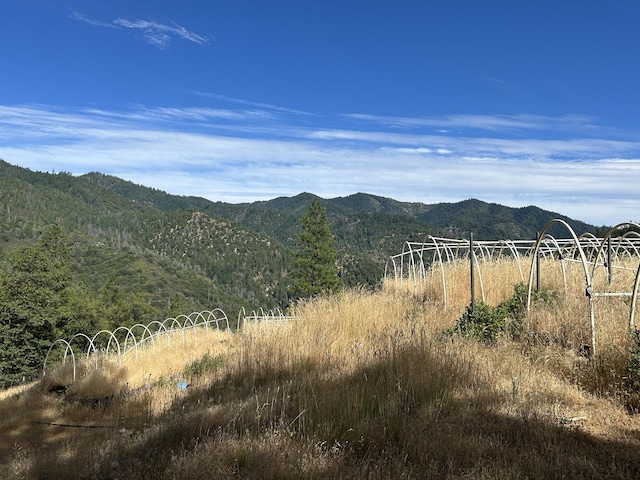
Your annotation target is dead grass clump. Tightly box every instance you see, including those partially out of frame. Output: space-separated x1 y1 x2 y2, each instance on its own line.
525 291 634 398
161 431 348 480
526 293 590 350
66 360 128 400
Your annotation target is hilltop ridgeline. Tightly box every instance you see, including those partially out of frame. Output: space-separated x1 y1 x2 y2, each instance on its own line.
0 159 597 318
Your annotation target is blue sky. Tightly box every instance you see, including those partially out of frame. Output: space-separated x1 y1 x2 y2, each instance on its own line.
1 1 639 226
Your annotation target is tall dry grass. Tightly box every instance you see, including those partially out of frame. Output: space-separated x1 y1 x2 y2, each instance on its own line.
1 258 640 479
388 256 532 313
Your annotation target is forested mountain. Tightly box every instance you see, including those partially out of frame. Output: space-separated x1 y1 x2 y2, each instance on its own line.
415 198 596 239
132 188 595 246
0 161 289 317
1 159 599 319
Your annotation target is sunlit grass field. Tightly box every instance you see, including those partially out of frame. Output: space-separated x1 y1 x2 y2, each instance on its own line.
1 258 639 479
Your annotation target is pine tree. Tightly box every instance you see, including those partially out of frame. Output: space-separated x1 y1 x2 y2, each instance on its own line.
290 199 341 299
0 225 72 386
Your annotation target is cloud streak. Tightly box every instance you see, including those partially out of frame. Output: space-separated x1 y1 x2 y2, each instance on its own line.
0 103 638 226
344 113 598 134
194 92 314 116
113 18 209 47
70 10 209 47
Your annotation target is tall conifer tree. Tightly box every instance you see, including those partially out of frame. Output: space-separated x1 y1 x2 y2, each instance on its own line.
0 225 71 386
290 199 340 298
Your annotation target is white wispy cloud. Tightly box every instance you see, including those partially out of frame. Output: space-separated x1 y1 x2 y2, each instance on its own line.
343 113 597 134
70 11 209 47
194 92 314 116
87 106 274 124
69 10 118 29
113 18 209 47
305 128 640 159
0 104 638 226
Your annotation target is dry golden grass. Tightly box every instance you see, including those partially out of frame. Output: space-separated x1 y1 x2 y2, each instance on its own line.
387 256 532 313
2 259 640 479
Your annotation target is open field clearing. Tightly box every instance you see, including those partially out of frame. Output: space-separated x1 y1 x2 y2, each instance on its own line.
2 259 640 479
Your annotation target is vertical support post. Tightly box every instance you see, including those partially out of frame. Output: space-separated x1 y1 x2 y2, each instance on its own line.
589 293 596 358
536 231 540 293
470 232 475 313
630 263 640 331
607 236 612 288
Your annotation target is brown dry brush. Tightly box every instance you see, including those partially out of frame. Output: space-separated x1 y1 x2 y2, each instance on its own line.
1 261 640 478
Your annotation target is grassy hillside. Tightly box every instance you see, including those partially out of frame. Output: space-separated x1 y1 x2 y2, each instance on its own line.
2 259 639 479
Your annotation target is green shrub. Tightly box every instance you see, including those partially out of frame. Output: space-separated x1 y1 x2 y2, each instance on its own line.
184 352 225 379
445 283 541 344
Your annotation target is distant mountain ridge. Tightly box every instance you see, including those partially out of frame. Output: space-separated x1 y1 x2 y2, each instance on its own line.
0 159 599 316
81 170 596 240
212 192 596 243
414 198 595 240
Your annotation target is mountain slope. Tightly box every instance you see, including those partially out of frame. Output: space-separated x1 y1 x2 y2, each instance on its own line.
80 169 598 242
416 198 595 239
77 170 601 289
0 160 292 316
1 159 600 314
78 167 603 282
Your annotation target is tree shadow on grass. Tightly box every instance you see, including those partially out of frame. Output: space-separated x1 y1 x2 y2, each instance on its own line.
20 343 640 479
0 373 155 480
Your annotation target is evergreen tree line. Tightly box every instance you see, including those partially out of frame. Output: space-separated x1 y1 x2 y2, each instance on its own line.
0 225 165 387
0 201 340 388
